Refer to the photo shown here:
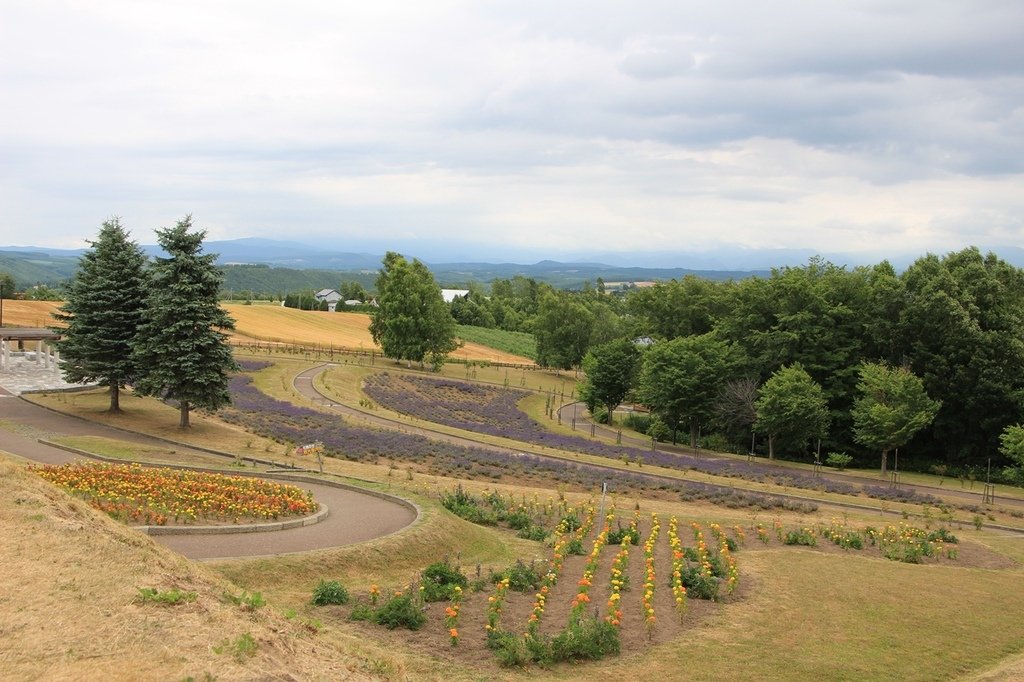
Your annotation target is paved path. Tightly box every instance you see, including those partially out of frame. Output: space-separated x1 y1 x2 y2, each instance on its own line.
299 364 1024 520
1 395 417 560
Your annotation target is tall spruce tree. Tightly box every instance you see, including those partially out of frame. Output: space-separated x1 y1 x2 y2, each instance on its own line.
132 216 237 427
54 218 148 412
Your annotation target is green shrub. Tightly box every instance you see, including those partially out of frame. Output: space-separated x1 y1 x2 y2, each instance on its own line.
565 537 585 555
421 560 468 602
560 514 581 532
550 617 620 662
826 451 854 470
311 579 350 606
623 413 651 434
647 417 671 443
488 631 530 667
495 560 541 592
505 510 532 530
606 525 640 546
784 528 817 546
136 587 197 606
680 566 720 601
372 594 426 630
349 604 374 621
516 525 547 541
927 528 958 544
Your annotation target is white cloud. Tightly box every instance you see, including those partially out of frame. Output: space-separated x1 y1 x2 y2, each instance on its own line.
1 0 1022 261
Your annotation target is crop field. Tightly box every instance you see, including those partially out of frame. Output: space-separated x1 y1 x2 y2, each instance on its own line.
9 353 1024 680
1 300 534 364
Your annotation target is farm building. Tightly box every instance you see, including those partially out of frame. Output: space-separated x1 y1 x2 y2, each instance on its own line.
440 288 470 304
314 289 343 311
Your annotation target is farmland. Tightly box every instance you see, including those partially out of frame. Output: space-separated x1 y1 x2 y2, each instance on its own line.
6 347 1024 681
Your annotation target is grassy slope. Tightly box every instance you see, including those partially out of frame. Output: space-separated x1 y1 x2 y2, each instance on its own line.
455 324 537 360
0 453 377 682
14 356 1024 680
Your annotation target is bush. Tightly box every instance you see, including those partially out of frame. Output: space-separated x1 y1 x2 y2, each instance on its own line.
623 412 651 434
505 510 532 530
495 560 542 592
680 566 720 601
826 451 854 470
927 528 958 544
784 528 817 546
517 525 548 541
422 560 468 602
489 631 530 667
606 524 640 546
311 579 350 606
372 594 426 630
647 417 671 443
550 617 620 662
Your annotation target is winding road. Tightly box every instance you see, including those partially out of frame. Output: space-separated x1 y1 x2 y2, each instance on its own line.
0 388 417 560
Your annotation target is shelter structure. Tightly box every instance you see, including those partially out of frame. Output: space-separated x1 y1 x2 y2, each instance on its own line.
0 328 62 373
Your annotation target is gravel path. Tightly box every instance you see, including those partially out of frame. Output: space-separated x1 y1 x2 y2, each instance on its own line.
0 392 417 560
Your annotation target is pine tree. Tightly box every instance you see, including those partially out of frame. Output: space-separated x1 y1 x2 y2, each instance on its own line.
54 218 148 412
132 216 237 427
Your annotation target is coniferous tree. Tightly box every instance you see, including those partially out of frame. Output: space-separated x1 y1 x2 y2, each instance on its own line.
132 216 237 427
54 218 149 412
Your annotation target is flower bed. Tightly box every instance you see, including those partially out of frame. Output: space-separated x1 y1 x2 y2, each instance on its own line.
33 462 318 525
360 372 938 505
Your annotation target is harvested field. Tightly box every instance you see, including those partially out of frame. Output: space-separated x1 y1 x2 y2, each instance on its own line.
1 301 534 365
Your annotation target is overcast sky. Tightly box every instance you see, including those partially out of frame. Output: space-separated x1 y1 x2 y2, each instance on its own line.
2 1 1022 263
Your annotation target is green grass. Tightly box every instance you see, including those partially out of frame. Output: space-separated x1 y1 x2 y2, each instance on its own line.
455 325 537 360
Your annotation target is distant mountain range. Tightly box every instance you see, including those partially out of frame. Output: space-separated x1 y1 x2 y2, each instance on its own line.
3 237 1023 291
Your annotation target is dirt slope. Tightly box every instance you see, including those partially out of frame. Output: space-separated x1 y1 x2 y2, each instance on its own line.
0 454 373 681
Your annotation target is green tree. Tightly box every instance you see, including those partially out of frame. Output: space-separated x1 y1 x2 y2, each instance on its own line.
754 364 831 460
54 218 149 412
0 272 14 298
132 216 238 428
999 424 1024 485
637 334 734 446
851 362 940 475
895 248 1024 466
0 271 14 328
533 291 594 370
369 252 458 368
580 338 641 425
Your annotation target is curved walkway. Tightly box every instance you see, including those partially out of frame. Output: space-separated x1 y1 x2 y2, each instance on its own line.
299 364 1024 526
0 391 417 560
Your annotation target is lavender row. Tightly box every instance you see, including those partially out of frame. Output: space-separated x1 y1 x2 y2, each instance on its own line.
220 375 814 510
360 372 937 504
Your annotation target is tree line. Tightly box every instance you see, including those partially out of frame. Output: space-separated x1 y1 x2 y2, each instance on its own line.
566 250 1024 479
55 217 236 427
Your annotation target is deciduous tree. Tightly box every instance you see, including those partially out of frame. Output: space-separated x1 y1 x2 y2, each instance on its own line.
851 362 940 475
369 252 458 368
533 291 593 370
637 334 734 446
580 338 641 425
754 364 830 459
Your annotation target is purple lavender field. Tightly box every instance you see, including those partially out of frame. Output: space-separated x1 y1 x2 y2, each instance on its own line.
360 372 939 504
219 368 937 507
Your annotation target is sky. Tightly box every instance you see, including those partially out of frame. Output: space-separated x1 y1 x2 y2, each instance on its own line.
1 1 1023 265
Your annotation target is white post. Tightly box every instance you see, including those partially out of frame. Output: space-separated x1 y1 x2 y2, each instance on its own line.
52 347 60 375
0 339 6 371
37 340 43 366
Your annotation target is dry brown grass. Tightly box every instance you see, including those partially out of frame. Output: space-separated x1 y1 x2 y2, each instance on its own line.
225 304 533 364
0 453 379 681
1 300 533 364
0 299 62 328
